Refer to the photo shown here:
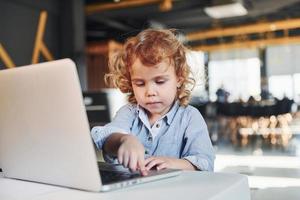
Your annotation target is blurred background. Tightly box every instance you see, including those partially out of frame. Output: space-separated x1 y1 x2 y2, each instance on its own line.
1 0 300 199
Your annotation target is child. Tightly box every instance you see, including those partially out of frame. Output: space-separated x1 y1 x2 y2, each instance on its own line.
91 29 215 175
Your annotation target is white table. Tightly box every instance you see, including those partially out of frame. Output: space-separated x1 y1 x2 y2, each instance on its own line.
0 171 250 200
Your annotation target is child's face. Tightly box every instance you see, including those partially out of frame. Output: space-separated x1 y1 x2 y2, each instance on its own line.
130 58 181 118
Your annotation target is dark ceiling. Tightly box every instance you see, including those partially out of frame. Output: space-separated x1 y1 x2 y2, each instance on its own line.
85 0 300 47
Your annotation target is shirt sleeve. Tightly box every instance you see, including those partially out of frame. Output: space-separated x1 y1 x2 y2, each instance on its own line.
91 104 136 150
181 107 215 171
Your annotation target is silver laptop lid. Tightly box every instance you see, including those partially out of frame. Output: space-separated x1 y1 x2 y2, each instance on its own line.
0 59 102 191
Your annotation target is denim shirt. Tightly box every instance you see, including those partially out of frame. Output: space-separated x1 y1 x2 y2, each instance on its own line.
91 101 215 171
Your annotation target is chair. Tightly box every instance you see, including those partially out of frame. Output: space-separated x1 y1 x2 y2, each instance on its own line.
83 91 111 127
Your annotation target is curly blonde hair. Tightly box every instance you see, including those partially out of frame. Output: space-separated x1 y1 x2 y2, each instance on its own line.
105 29 195 106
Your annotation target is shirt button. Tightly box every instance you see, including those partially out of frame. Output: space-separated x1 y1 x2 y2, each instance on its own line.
156 124 160 128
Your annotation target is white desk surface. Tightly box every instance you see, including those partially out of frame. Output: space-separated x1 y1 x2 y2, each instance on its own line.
0 171 250 200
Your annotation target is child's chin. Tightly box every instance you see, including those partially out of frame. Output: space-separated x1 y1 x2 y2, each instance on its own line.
148 107 166 115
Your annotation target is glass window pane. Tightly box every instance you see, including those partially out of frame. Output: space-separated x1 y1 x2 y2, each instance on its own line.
293 73 300 103
186 51 206 97
209 58 261 102
268 75 293 100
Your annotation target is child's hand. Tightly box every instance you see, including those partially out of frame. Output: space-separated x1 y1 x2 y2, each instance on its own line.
144 156 174 171
118 135 148 175
145 156 197 171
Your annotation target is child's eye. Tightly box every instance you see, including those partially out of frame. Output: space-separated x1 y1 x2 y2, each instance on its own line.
134 82 145 87
156 80 166 84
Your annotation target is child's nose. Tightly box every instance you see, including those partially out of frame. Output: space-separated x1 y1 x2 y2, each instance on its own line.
146 85 156 96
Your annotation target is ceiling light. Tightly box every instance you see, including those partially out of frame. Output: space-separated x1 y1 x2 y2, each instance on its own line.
204 0 248 19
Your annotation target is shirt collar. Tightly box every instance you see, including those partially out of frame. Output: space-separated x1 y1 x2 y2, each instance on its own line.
137 105 150 129
136 100 180 126
165 100 180 125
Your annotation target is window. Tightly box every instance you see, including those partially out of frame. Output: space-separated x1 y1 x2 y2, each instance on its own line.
267 44 300 102
209 58 261 102
268 75 293 100
294 73 300 103
186 51 206 97
269 73 300 102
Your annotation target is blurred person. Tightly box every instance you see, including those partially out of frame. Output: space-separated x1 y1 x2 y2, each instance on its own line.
216 84 230 103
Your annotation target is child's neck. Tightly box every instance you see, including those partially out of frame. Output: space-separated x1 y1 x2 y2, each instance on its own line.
146 101 176 126
148 114 162 126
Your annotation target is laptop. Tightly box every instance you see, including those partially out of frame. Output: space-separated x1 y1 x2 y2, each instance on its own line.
0 59 181 192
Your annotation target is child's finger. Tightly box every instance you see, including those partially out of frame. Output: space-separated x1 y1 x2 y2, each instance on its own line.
144 156 155 165
128 153 138 171
136 154 148 176
145 157 160 168
117 149 124 165
122 151 129 168
156 162 167 171
145 159 164 171
138 155 146 168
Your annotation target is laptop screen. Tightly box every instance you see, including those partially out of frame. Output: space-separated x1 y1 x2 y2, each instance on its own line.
0 59 102 191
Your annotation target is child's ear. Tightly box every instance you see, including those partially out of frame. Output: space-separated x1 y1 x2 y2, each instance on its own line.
177 77 184 88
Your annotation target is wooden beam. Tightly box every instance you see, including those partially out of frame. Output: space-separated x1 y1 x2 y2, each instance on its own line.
32 11 47 64
193 36 300 52
159 0 172 11
86 40 123 55
187 18 300 41
0 43 15 68
40 43 54 61
85 0 171 15
108 40 123 59
32 11 54 64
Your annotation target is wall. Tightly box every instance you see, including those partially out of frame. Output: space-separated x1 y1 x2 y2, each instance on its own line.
0 0 87 89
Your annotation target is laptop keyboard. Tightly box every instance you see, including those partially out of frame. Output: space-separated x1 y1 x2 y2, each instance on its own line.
97 162 181 186
99 169 141 184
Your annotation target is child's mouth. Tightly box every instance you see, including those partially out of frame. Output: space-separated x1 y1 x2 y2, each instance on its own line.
146 102 161 106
